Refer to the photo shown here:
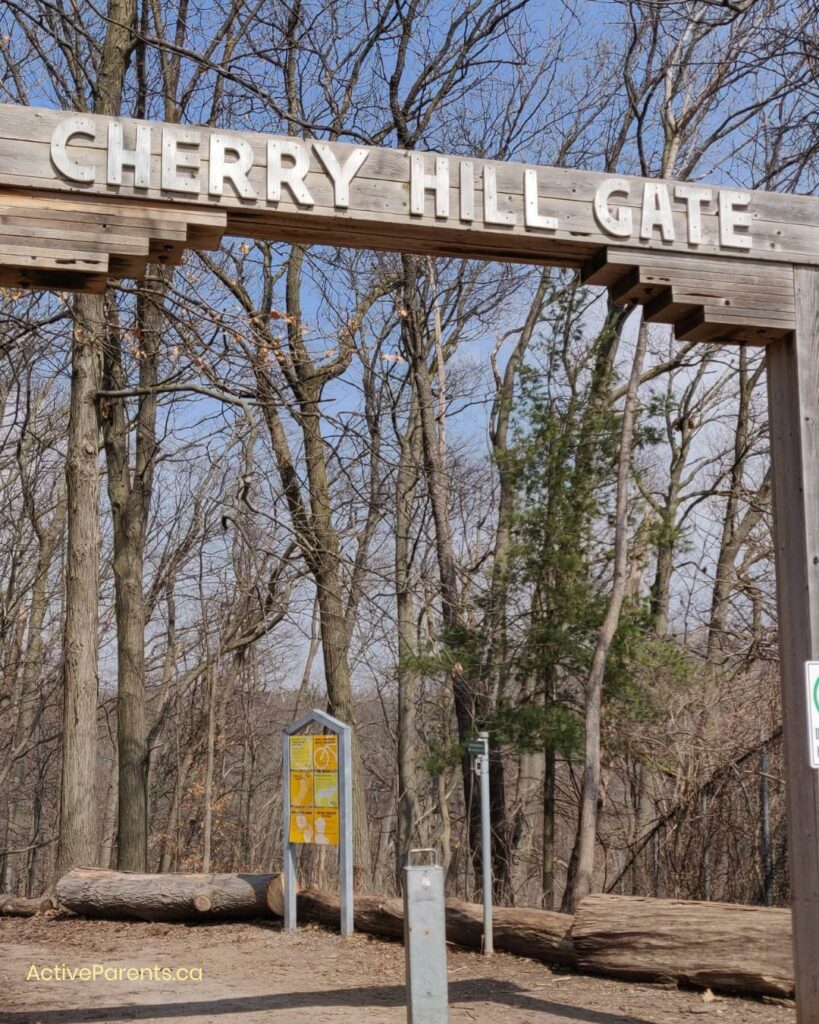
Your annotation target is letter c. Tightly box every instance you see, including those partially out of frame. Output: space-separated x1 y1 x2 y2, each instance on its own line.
51 117 96 183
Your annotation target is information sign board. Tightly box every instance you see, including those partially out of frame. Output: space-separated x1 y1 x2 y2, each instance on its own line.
282 709 353 935
287 733 340 845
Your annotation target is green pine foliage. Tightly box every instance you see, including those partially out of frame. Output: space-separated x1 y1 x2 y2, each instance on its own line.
493 288 694 761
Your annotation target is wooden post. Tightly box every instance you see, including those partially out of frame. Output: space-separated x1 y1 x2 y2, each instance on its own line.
766 264 819 1023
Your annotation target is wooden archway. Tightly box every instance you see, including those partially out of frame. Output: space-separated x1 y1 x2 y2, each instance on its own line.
1 103 817 1019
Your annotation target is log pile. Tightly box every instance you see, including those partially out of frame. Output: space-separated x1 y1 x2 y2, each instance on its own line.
51 869 794 999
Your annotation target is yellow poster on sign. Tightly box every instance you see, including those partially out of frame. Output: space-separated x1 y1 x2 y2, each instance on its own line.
289 734 314 771
290 771 313 809
289 809 314 844
313 771 338 808
288 731 340 846
313 734 338 771
314 808 339 845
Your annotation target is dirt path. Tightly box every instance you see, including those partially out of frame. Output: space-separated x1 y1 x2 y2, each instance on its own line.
0 916 795 1024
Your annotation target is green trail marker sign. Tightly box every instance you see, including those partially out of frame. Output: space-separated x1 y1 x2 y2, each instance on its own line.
806 663 819 770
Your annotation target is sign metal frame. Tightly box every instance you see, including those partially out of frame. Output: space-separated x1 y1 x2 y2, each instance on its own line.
282 708 353 935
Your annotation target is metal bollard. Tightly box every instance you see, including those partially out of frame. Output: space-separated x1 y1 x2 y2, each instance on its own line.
403 848 448 1024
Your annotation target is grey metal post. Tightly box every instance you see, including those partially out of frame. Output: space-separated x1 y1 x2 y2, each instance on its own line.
282 727 297 932
478 731 493 955
338 720 354 936
404 849 448 1024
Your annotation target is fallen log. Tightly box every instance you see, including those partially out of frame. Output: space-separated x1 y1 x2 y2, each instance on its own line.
287 885 576 967
445 898 576 968
56 868 279 922
52 870 793 1000
297 885 406 939
0 894 55 916
572 894 793 998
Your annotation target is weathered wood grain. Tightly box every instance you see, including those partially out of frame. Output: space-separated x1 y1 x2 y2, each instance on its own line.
1 104 817 265
0 189 225 290
0 103 815 238
766 267 819 1021
286 885 577 967
0 104 807 346
572 894 794 998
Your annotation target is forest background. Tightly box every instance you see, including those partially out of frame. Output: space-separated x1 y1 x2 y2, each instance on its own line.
0 0 816 915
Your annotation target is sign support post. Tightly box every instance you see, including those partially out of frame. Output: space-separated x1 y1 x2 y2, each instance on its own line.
766 266 819 1024
282 709 353 936
282 731 297 931
339 716 353 936
468 733 493 956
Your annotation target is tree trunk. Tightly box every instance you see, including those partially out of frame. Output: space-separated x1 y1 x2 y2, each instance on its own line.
564 321 649 912
98 750 118 870
56 868 278 921
542 741 556 909
311 552 370 878
0 613 26 889
483 271 550 902
201 664 218 873
395 399 422 884
110 522 148 872
399 254 480 885
102 269 163 872
3 496 64 892
57 296 106 878
158 739 201 873
649 526 675 636
248 247 373 880
56 0 136 880
573 893 793 998
647 354 711 636
706 350 768 662
27 763 47 895
758 731 773 906
445 897 576 966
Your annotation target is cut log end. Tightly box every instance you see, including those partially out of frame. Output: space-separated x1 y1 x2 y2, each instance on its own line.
266 874 289 917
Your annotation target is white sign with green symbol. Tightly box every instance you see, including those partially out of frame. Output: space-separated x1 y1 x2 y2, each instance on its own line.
805 663 819 769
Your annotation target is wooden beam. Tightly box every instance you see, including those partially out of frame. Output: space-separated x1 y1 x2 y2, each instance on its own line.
4 103 819 268
766 264 819 1023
